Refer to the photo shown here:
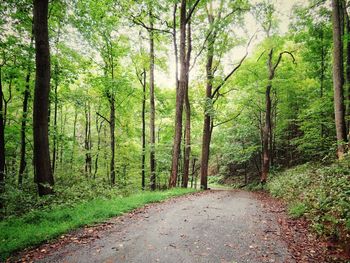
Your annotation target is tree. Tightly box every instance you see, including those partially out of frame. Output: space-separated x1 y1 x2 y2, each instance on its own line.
169 0 187 188
169 0 200 188
33 0 54 196
18 34 34 187
331 0 347 158
149 4 156 190
182 20 192 188
0 61 5 207
199 0 249 190
260 49 295 183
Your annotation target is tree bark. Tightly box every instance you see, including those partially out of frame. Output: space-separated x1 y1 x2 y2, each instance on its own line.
94 114 103 179
183 21 192 188
33 0 54 196
70 108 78 169
18 62 32 187
19 29 34 187
261 49 274 183
173 4 179 92
332 0 347 158
200 12 215 190
345 7 350 138
84 101 92 177
141 69 146 190
52 62 58 175
109 96 116 185
169 0 186 188
0 67 5 208
149 6 156 191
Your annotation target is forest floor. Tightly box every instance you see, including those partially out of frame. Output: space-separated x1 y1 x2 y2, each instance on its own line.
11 190 347 263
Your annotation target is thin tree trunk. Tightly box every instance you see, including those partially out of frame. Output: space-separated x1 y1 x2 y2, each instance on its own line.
261 84 272 183
0 67 5 208
52 62 58 175
33 0 54 196
269 89 276 167
84 102 92 177
109 96 115 185
345 7 350 138
3 76 13 131
70 108 77 169
332 0 347 158
190 157 197 188
94 115 103 179
59 110 67 166
18 63 32 187
141 69 146 190
261 49 273 183
173 4 179 91
200 13 215 190
183 20 192 188
320 29 326 140
169 0 186 188
149 7 156 190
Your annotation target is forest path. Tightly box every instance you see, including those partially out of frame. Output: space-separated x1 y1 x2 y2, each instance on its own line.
33 190 294 263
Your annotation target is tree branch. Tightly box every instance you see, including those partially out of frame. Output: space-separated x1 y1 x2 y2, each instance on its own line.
96 112 110 125
211 32 255 99
213 110 243 128
273 51 296 72
186 0 201 24
131 14 173 35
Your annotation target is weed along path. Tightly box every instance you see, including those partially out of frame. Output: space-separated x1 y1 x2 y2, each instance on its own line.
17 190 326 263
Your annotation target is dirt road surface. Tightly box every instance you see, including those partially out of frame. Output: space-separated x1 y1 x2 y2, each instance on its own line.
34 190 294 263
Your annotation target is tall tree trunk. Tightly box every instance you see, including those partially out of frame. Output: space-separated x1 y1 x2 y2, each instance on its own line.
169 0 186 188
261 85 272 183
320 28 326 140
345 7 350 138
149 7 156 191
19 30 34 187
182 21 192 188
52 62 58 175
59 110 66 165
269 88 276 167
70 108 77 169
0 67 5 208
200 13 215 190
261 49 273 183
141 69 146 190
33 0 54 196
332 0 347 158
84 101 92 177
173 4 179 92
190 157 197 188
94 115 103 179
109 96 116 185
18 63 32 187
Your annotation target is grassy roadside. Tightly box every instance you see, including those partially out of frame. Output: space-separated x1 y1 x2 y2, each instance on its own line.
0 188 196 260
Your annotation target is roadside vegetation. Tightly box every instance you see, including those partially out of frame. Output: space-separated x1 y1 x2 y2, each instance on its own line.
0 188 196 260
267 159 350 242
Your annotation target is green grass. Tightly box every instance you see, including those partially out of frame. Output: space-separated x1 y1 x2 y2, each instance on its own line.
0 188 196 260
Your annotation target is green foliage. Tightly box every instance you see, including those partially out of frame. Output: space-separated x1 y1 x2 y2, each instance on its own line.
288 202 308 219
0 188 196 260
267 160 350 239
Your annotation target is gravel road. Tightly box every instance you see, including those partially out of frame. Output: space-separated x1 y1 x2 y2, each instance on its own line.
38 190 294 263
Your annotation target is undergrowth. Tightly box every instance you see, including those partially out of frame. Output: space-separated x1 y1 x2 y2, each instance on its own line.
0 188 196 260
267 159 350 240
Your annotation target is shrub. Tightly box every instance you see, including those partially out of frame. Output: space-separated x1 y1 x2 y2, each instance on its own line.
267 159 350 239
